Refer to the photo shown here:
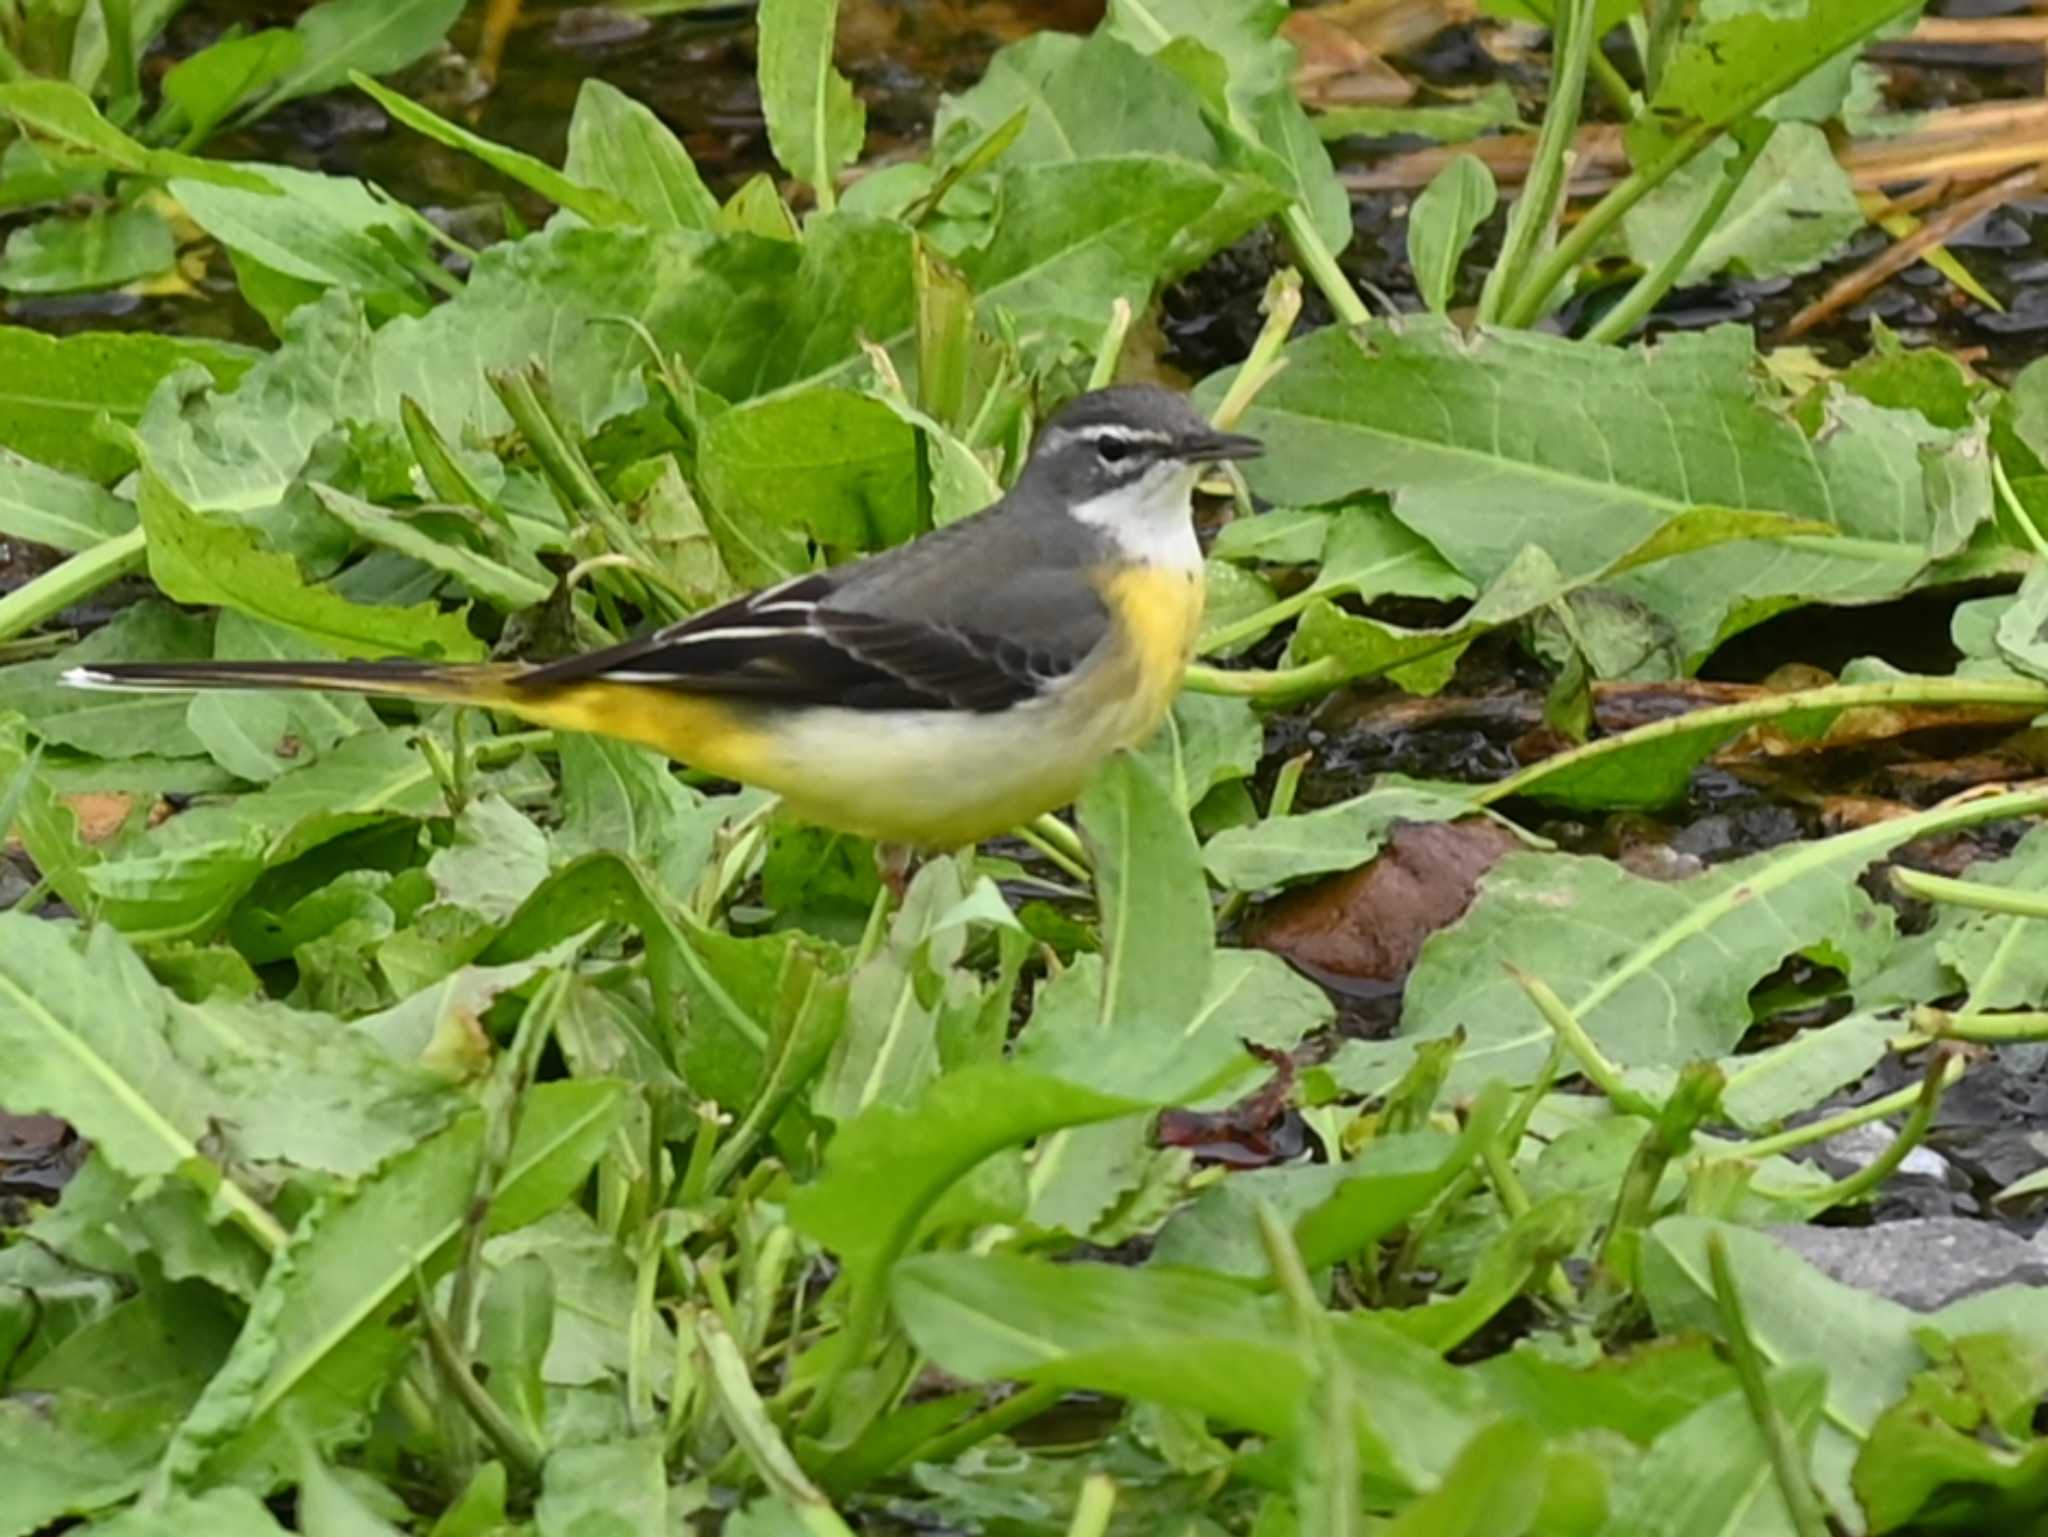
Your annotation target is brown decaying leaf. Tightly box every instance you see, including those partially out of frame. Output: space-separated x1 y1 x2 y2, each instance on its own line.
1157 1042 1303 1166
1244 819 1523 986
1285 9 1417 109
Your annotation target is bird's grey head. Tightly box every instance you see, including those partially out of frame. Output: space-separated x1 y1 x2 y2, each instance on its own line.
1013 386 1263 569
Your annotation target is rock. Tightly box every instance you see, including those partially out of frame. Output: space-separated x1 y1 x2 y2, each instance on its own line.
1765 1218 2048 1311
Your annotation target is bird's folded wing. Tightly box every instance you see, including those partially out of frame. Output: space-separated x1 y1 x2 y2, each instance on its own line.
513 573 1098 713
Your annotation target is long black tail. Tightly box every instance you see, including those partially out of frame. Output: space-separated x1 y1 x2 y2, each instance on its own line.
62 659 528 706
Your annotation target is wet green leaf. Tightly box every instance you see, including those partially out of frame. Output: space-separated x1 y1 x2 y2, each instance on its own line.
564 79 720 232
1407 155 1496 315
757 0 865 209
0 205 175 294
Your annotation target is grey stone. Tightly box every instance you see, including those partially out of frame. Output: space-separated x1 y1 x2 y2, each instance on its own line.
1766 1218 2048 1311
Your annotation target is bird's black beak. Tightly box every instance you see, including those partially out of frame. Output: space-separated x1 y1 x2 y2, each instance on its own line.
1185 429 1264 462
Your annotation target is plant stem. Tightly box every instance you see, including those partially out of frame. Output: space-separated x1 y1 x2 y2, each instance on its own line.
1707 1235 1833 1537
1909 1006 2048 1043
700 1308 857 1535
1066 1475 1118 1537
1584 122 1773 345
1507 964 1661 1116
0 526 145 643
1480 0 1598 325
1183 656 1345 699
1703 1054 1967 1164
892 1381 1064 1473
1087 298 1132 389
1502 0 1928 328
1891 867 2048 919
1281 204 1370 326
413 1269 546 1485
1992 451 2048 558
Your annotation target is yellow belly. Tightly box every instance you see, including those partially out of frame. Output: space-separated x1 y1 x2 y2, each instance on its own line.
509 563 1205 848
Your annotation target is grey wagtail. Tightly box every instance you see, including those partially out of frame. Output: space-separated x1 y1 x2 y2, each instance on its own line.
66 385 1261 848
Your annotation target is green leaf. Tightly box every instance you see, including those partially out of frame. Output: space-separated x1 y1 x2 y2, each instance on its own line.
171 164 437 317
162 29 305 144
1995 565 2048 682
1382 1417 1545 1537
87 1489 290 1537
0 81 276 189
698 387 923 561
1104 0 1351 255
0 600 212 759
1407 155 1496 315
1224 321 1974 660
1624 124 1862 287
1596 1369 1828 1537
351 73 639 227
756 0 865 210
0 205 175 294
137 464 483 661
1203 777 1480 890
554 736 734 901
0 325 254 482
182 1079 627 1485
254 0 466 115
0 1282 241 1536
1012 751 1216 1099
1405 789 2048 1086
564 79 719 232
0 446 134 550
788 1066 1142 1365
298 1441 408 1537
310 485 553 611
184 610 379 785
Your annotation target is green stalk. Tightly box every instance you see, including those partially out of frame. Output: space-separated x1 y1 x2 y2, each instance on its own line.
1282 204 1370 326
1703 1054 1966 1164
1501 0 1927 329
1584 121 1773 345
1891 867 2048 920
700 1308 857 1536
1794 1051 1954 1213
1066 1475 1118 1537
891 1382 1064 1473
0 526 145 644
414 1269 546 1486
1707 1235 1832 1537
1183 655 1346 699
1479 0 1599 325
1909 1007 2048 1043
1087 298 1133 390
1992 452 2048 558
1507 964 1660 1116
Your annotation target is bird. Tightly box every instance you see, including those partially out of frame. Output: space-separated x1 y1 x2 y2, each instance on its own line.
66 385 1262 849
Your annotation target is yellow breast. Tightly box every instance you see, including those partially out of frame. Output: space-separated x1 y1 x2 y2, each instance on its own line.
1088 560 1207 748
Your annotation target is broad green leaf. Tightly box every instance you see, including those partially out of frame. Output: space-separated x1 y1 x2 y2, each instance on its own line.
1593 1369 1828 1537
1383 1417 1545 1537
1136 691 1264 811
352 74 637 227
536 1437 668 1537
1642 1218 1924 1527
0 446 134 550
1407 155 1496 315
564 79 719 232
298 1442 408 1537
1013 751 1215 1099
1105 0 1351 255
756 0 865 208
788 1066 1142 1359
0 918 233 1190
0 1282 241 1536
698 387 923 561
1649 0 1927 140
87 1488 290 1537
162 29 304 143
894 1251 1489 1493
1853 1334 2048 1532
1995 564 2048 682
253 0 466 115
1203 777 1480 890
1621 1011 1897 1133
172 164 436 316
185 610 379 785
0 205 174 294
0 81 275 190
0 325 253 482
137 465 483 661
1625 124 1862 287
1404 787 2048 1086
0 601 211 758
184 1080 627 1485
936 31 1282 272
1222 322 1975 660
554 736 737 900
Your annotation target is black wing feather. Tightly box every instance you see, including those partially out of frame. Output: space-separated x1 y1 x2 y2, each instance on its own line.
511 570 1086 713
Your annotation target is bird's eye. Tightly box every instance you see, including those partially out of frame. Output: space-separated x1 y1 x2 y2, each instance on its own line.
1096 438 1133 464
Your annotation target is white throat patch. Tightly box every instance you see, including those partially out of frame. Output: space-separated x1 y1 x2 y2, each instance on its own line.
1068 461 1202 571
